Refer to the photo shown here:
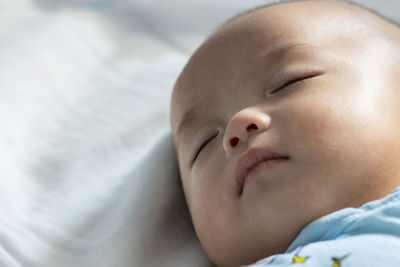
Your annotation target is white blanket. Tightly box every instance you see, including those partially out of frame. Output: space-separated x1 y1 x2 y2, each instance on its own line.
0 1 397 266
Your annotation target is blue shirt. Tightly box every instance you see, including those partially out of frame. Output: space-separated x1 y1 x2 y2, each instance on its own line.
247 186 400 266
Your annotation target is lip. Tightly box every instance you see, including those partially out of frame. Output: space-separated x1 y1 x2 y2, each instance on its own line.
236 147 289 195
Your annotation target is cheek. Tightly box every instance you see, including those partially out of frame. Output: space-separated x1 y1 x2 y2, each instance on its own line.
286 86 385 157
188 183 231 265
187 160 243 261
189 168 234 228
285 91 399 201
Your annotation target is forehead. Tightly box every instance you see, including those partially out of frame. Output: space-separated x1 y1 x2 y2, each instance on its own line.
170 0 367 138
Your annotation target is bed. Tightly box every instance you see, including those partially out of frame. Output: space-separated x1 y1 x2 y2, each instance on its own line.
1 0 398 266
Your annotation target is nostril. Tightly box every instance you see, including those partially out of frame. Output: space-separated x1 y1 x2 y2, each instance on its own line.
246 123 258 132
230 137 239 147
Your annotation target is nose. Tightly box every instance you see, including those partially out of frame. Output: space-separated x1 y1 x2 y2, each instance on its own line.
223 108 272 156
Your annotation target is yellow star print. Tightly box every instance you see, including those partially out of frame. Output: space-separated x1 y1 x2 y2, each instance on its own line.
331 254 349 267
292 254 309 263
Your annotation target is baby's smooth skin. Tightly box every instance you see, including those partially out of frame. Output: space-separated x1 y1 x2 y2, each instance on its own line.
170 0 400 266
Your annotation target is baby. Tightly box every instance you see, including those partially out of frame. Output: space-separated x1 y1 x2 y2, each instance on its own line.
170 0 400 266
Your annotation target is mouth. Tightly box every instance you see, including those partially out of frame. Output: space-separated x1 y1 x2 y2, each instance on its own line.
236 147 289 195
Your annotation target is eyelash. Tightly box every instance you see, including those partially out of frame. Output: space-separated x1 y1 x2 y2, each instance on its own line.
192 132 218 165
269 75 313 95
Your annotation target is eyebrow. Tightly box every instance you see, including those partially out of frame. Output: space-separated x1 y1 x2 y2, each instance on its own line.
262 42 315 59
174 42 316 139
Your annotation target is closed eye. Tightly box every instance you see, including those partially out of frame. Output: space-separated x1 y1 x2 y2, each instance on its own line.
192 132 218 165
270 74 319 95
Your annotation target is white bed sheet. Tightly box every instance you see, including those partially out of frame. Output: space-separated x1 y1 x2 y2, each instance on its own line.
1 1 398 266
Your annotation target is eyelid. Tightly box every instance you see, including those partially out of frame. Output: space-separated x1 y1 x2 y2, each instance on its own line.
270 71 323 95
191 132 219 166
270 76 308 95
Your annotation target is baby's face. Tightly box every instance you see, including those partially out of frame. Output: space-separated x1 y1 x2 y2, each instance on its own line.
171 1 400 266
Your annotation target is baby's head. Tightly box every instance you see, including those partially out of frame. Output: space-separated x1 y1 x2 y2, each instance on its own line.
170 0 400 266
